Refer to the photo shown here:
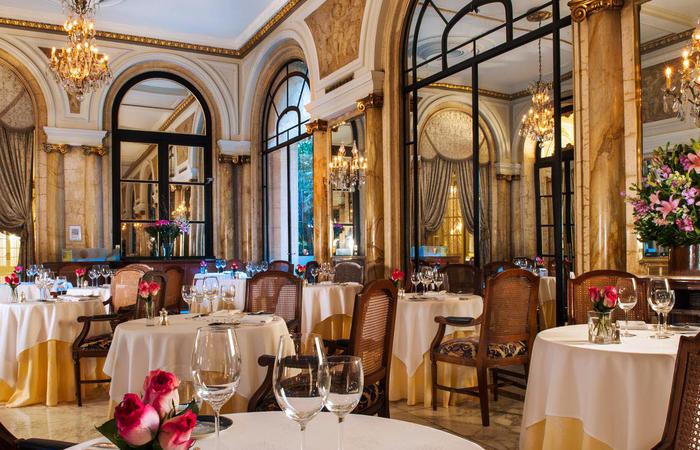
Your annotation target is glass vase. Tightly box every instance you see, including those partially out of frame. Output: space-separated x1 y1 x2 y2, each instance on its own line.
145 300 155 326
588 311 614 344
10 288 18 303
161 239 174 260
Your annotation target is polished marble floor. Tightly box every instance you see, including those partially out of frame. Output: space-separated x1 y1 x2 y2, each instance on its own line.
0 387 522 449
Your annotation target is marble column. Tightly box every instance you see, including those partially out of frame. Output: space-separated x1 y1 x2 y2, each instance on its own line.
358 94 385 281
217 156 235 259
307 120 331 263
219 155 251 260
570 0 627 270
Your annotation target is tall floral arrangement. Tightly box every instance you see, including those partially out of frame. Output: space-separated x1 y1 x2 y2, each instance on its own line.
628 141 700 246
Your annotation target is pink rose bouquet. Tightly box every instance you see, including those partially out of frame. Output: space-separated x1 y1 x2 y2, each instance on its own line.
296 264 306 278
588 286 619 313
390 268 405 288
75 267 86 286
97 370 197 449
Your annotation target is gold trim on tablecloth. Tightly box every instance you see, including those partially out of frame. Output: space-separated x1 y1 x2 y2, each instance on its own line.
522 416 613 450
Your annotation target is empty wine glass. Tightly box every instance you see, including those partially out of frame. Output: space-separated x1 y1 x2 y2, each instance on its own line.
261 261 269 272
410 272 420 294
100 266 111 286
434 272 444 292
181 285 194 313
616 278 638 337
323 356 363 450
648 278 674 340
220 284 237 310
274 333 329 450
191 325 241 443
310 267 320 284
88 268 99 287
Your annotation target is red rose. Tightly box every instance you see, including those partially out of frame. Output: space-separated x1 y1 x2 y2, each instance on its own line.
142 370 180 419
588 287 601 303
138 281 151 299
158 410 196 450
114 393 160 446
603 286 619 309
149 281 161 297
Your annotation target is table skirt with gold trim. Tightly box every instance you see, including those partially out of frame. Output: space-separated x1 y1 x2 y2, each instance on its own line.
0 340 106 407
521 416 613 450
540 301 556 330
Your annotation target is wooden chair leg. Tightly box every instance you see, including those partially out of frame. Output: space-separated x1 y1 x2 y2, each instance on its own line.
476 365 490 426
379 397 390 419
73 356 82 407
492 368 499 402
430 359 438 411
524 363 530 384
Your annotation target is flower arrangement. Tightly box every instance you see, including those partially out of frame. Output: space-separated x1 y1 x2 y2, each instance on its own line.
199 260 207 274
390 268 404 288
75 267 86 286
333 223 344 238
5 272 19 301
296 264 306 279
144 219 190 258
589 286 619 313
139 280 161 322
14 265 23 282
588 286 619 344
97 370 197 449
534 256 545 268
628 141 700 247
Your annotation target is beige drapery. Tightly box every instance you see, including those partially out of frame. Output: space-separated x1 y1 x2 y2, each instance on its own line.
420 158 454 233
456 159 491 263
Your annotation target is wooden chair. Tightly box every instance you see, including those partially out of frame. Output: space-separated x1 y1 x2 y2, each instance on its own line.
333 261 364 285
304 260 319 283
567 270 649 325
248 280 398 417
269 260 294 273
162 265 185 313
245 270 302 331
482 261 518 280
653 333 700 449
429 269 539 426
440 263 481 295
135 270 168 319
0 420 75 449
109 264 152 313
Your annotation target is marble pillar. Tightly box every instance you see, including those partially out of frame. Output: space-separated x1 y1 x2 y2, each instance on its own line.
239 163 252 260
358 94 385 281
217 156 235 259
308 120 331 263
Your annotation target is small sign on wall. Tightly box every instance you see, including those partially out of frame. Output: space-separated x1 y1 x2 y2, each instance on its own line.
68 225 82 242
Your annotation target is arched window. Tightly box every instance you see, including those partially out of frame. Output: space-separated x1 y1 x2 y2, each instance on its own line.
112 72 213 258
262 60 313 264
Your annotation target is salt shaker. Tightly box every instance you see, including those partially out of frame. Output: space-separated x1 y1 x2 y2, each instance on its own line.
159 309 169 326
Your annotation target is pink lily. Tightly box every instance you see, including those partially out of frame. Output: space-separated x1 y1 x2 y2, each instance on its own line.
657 197 680 219
687 153 700 174
649 191 662 206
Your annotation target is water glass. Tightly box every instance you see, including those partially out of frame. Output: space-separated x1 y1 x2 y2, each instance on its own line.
616 278 638 337
323 356 363 450
220 285 237 310
181 285 194 313
410 272 420 294
647 278 674 339
56 276 68 296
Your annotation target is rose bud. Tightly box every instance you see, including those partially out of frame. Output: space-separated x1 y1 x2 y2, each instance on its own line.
114 393 160 447
143 370 180 418
158 410 197 450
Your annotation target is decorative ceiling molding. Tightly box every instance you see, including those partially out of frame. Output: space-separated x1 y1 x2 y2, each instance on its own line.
0 0 305 59
568 0 624 23
356 93 383 111
641 29 694 55
429 71 573 101
306 119 328 134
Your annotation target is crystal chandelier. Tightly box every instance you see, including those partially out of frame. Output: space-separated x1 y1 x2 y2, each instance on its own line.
663 18 700 126
520 14 554 144
49 0 111 101
328 142 367 192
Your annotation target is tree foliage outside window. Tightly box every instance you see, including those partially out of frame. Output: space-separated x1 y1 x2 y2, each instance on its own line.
297 138 314 257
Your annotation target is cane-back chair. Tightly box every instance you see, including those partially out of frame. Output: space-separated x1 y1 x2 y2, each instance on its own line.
482 261 518 280
245 270 302 331
567 270 649 325
109 264 152 313
440 263 481 295
430 269 539 426
162 265 185 313
334 261 364 285
269 260 294 273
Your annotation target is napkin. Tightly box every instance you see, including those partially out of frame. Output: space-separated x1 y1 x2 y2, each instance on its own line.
422 290 447 297
623 321 650 331
212 309 242 317
66 288 101 297
57 295 81 302
238 314 274 325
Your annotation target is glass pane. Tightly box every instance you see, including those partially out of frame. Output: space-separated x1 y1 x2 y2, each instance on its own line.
169 145 205 182
266 148 289 261
118 78 206 135
0 232 20 278
120 223 156 258
169 185 206 222
120 143 157 180
296 138 314 264
174 222 206 257
120 182 158 220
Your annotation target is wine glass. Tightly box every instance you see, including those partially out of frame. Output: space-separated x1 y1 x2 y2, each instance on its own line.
647 278 674 339
202 277 219 313
100 266 111 286
616 278 638 337
434 272 444 292
56 276 68 296
310 267 320 285
323 356 363 450
88 268 99 287
220 284 237 310
274 333 329 450
410 272 420 294
191 325 241 444
181 285 194 313
261 261 269 272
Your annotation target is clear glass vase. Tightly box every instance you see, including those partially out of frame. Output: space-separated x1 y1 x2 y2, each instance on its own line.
10 288 18 303
145 300 155 326
588 311 614 344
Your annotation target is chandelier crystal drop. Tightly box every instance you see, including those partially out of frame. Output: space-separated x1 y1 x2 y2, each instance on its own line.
663 18 700 126
328 141 367 192
519 20 555 144
49 0 112 101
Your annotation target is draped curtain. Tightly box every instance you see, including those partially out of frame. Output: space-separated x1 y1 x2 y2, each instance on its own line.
0 124 35 267
420 158 454 233
456 159 491 263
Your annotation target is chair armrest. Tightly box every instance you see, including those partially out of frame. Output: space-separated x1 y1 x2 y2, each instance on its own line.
258 354 275 368
18 438 76 450
434 316 476 327
323 338 350 355
77 313 119 323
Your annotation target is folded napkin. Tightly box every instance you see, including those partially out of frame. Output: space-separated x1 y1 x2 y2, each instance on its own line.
57 295 80 302
66 288 101 297
238 314 274 325
211 309 242 317
422 290 447 297
623 321 651 331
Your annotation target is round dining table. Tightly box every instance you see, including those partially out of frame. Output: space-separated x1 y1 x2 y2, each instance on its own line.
538 276 557 330
69 411 483 449
0 282 111 304
104 313 289 412
0 297 108 407
521 324 683 450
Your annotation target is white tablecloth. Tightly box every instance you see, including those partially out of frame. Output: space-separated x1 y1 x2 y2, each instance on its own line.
301 282 363 334
104 314 289 405
69 411 483 450
521 324 681 450
539 276 556 305
0 299 108 387
394 293 483 376
0 283 110 304
192 274 247 311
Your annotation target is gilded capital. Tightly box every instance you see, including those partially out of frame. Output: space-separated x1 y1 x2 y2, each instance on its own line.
305 119 329 134
42 143 70 155
218 154 250 165
357 93 384 112
568 0 624 22
82 145 108 156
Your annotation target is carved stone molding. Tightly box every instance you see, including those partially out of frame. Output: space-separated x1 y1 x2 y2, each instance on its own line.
568 0 624 23
42 143 69 154
82 145 108 156
357 93 384 112
306 119 329 134
496 173 521 182
218 154 250 165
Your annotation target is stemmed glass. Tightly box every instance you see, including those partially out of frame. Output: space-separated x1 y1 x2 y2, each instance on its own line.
323 356 363 450
27 265 37 281
274 333 329 450
191 325 241 443
410 272 420 294
220 284 237 310
261 261 269 272
88 268 99 287
310 267 320 285
100 266 111 286
647 277 674 339
181 285 194 313
56 276 68 296
420 267 434 293
616 278 638 337
201 277 219 313
434 272 444 292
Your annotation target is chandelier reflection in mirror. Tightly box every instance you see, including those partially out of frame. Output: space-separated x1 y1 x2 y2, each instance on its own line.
519 11 554 144
663 18 700 126
329 142 367 192
49 0 112 101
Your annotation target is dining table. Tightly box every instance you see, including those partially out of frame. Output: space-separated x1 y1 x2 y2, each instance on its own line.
301 281 363 339
538 276 556 329
521 324 685 450
192 273 248 312
69 411 484 450
0 282 111 304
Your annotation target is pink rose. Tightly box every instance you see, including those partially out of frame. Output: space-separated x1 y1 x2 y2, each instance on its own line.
149 281 161 297
603 286 618 309
114 393 160 447
588 287 601 303
138 280 151 299
143 370 180 419
158 410 197 450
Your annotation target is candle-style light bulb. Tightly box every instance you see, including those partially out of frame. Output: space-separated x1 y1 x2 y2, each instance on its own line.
665 67 673 89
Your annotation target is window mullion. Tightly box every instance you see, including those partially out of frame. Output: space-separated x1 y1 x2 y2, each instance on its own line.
158 142 170 221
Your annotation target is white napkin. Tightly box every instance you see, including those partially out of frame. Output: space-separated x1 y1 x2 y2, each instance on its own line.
211 309 242 317
57 295 82 302
422 290 447 297
238 314 274 325
622 321 651 331
66 288 100 297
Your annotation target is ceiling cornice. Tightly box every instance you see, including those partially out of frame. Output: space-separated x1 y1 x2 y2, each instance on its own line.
641 28 694 55
428 72 573 101
0 0 305 59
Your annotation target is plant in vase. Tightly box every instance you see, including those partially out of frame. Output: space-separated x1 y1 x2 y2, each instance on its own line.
14 265 23 282
588 286 619 344
295 264 306 281
5 272 19 302
75 268 86 287
628 141 700 274
139 280 161 326
199 260 207 274
144 219 190 259
97 370 198 450
391 268 405 296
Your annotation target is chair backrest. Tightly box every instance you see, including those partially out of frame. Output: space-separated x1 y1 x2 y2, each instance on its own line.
440 264 480 294
110 264 152 312
134 271 167 319
304 260 319 282
269 260 294 273
162 265 185 311
480 269 539 353
245 271 302 323
334 261 364 284
567 270 649 325
482 261 518 280
348 280 398 385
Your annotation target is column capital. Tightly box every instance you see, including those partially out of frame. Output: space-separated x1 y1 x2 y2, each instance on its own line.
356 93 384 112
82 145 108 157
568 0 624 23
42 143 70 155
305 119 328 134
218 154 250 165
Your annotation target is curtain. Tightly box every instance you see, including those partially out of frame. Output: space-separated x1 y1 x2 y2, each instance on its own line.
420 158 453 233
456 159 491 263
0 124 34 267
